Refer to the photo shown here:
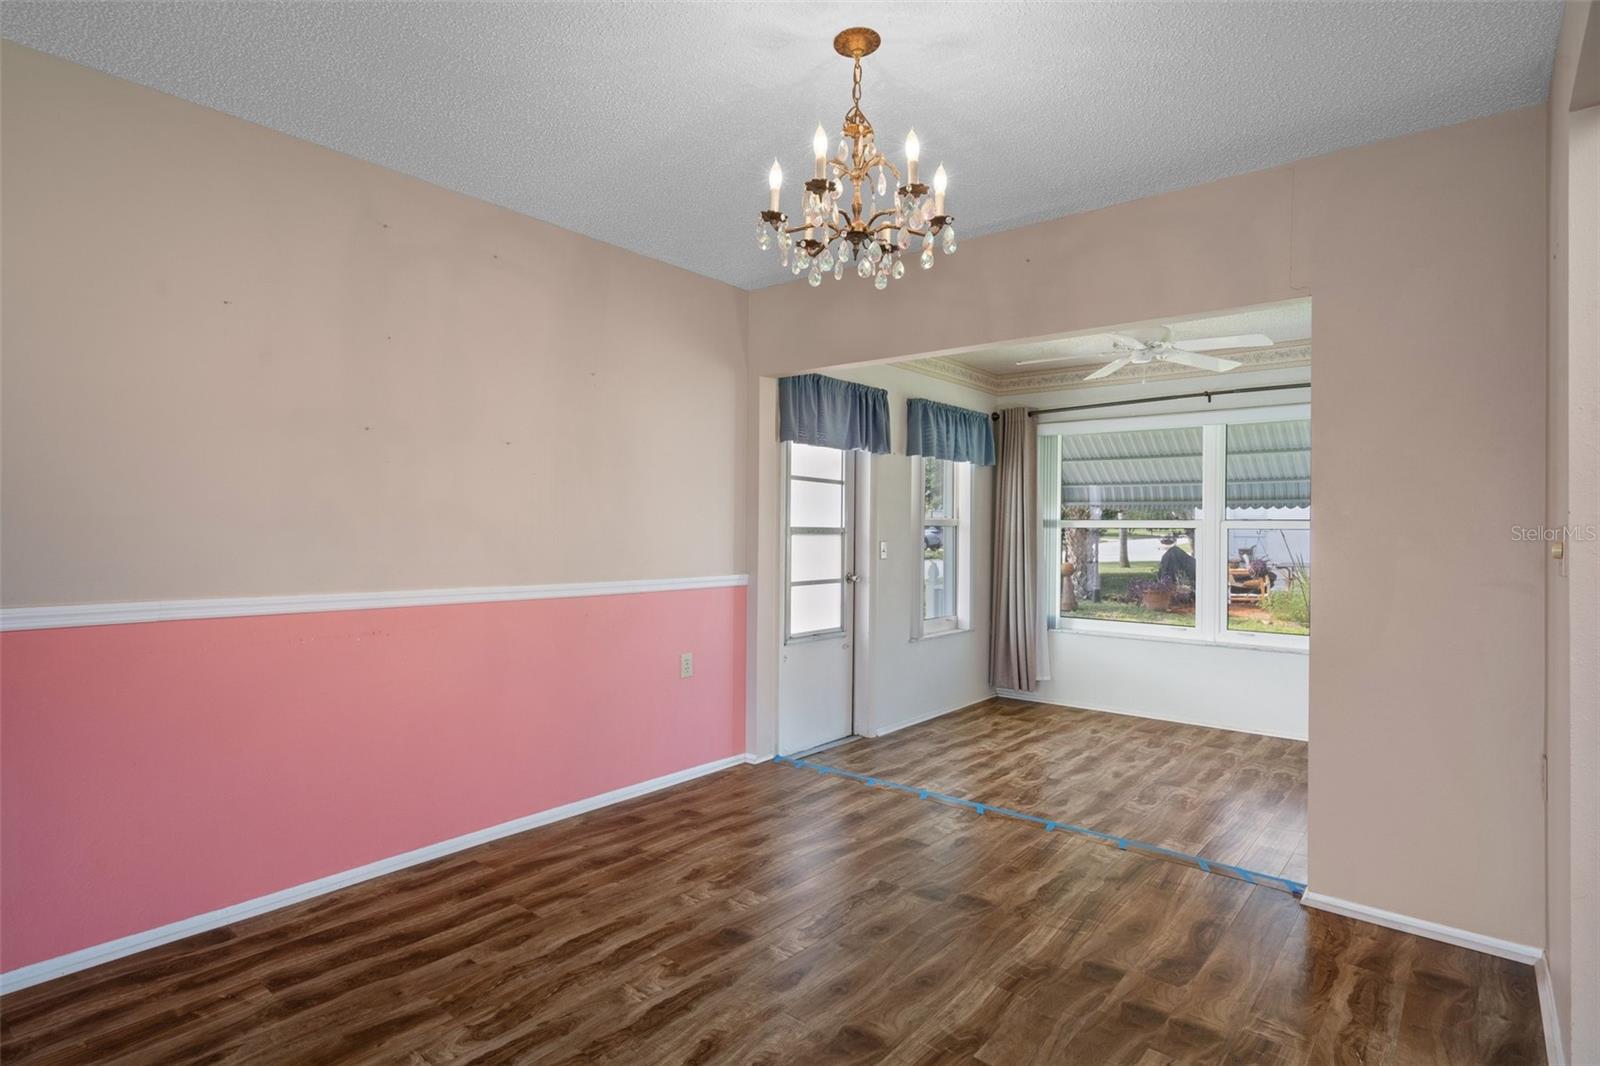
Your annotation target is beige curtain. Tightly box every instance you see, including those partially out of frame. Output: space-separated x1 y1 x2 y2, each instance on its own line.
990 408 1040 691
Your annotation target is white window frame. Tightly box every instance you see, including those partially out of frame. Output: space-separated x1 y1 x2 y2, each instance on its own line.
1039 404 1309 652
913 456 972 640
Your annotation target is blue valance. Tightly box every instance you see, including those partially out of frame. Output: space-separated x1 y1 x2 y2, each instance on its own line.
906 398 996 466
778 374 891 454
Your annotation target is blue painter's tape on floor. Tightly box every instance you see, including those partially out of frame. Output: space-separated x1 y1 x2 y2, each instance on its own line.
773 753 1307 897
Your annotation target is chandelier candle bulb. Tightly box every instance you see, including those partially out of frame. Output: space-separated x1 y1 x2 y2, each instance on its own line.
768 159 782 212
905 129 920 184
813 124 828 178
933 164 948 215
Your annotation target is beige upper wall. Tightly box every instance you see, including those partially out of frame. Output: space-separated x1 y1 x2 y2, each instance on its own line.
1 43 749 605
751 106 1550 947
751 164 1303 378
1545 2 1600 1060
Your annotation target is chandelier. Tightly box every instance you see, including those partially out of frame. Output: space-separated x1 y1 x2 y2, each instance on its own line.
758 27 955 289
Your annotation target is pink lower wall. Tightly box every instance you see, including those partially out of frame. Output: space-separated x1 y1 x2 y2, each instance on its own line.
0 586 746 973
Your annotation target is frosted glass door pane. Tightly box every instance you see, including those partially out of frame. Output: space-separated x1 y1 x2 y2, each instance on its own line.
789 479 844 528
790 443 844 481
790 582 843 634
790 533 843 582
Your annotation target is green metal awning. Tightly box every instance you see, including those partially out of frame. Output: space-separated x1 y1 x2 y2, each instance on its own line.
1059 421 1309 512
1224 420 1311 510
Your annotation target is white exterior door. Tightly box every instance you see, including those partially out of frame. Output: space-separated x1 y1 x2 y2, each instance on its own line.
778 442 856 755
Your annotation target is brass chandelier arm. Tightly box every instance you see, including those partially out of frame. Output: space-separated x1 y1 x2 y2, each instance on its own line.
824 154 900 186
777 213 950 241
873 156 902 181
780 219 847 239
871 216 953 237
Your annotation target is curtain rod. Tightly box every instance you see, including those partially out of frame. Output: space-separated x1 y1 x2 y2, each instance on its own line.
989 382 1310 419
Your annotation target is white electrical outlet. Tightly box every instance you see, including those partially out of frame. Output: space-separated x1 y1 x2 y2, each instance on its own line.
679 652 693 679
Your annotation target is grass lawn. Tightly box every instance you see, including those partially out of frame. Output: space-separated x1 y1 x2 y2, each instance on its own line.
1089 558 1154 599
1062 549 1310 636
1226 610 1311 637
1068 601 1195 627
1062 558 1195 628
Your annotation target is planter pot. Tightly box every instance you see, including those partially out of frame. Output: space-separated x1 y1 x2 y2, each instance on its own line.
1141 590 1174 611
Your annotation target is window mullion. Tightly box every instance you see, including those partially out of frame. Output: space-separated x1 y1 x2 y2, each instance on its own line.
1197 423 1226 641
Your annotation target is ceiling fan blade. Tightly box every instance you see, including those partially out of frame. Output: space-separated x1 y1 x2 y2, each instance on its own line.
1015 349 1120 367
1160 350 1243 372
1171 333 1274 353
1082 357 1134 381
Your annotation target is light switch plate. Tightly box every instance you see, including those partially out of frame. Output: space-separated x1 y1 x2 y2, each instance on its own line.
679 652 693 679
879 540 888 559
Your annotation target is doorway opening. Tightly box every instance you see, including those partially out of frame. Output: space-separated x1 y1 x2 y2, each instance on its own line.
776 442 864 755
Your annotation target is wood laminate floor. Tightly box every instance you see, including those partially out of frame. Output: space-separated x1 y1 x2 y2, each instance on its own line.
814 698 1310 889
0 700 1544 1065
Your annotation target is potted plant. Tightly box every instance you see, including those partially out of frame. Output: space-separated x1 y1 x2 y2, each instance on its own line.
1126 576 1178 612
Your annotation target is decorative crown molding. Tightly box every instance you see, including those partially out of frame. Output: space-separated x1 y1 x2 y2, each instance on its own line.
903 343 1312 396
901 355 1003 392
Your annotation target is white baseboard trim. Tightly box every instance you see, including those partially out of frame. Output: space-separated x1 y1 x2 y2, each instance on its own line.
1536 954 1566 1066
994 688 1308 742
0 751 758 995
742 752 773 764
1299 890 1542 965
0 574 749 632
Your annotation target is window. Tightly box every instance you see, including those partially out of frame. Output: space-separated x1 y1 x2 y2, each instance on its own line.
917 456 969 637
1054 426 1201 630
1042 407 1310 646
1226 528 1310 636
1224 419 1310 637
785 443 849 639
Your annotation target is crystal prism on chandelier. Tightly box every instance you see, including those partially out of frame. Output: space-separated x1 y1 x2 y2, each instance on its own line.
758 27 955 290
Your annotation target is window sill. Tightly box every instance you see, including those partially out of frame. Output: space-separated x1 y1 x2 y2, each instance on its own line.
1050 624 1308 655
1214 633 1310 654
912 624 971 643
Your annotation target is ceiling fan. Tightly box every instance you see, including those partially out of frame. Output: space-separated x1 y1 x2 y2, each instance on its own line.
1016 329 1276 380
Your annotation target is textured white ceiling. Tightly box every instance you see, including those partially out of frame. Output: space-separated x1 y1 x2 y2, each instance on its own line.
1 2 1562 290
947 299 1314 375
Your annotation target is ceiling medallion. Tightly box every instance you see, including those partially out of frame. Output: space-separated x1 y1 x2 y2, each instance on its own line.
758 27 954 289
